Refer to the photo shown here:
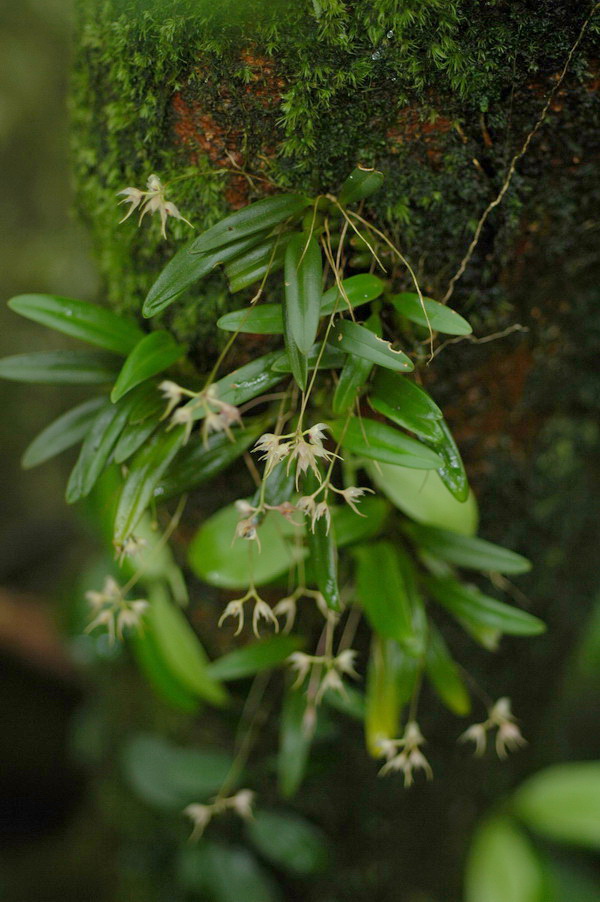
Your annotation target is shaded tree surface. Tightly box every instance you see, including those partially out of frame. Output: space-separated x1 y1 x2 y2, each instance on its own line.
69 2 600 899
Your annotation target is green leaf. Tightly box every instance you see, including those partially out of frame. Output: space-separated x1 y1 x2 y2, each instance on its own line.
332 313 380 414
331 417 443 469
367 462 478 535
320 273 385 316
225 236 287 292
250 458 295 509
369 370 444 442
365 636 416 756
465 816 545 902
126 380 164 423
271 343 345 374
246 809 328 876
278 686 312 799
218 304 284 335
339 166 384 205
207 635 303 682
111 331 184 402
130 629 200 713
190 350 283 419
66 398 132 503
121 733 232 811
156 423 261 499
425 624 470 716
8 293 143 354
143 230 270 318
391 292 472 335
513 762 600 849
329 319 413 372
355 541 423 654
303 472 341 612
22 397 104 469
191 193 310 254
113 416 160 465
148 585 227 706
189 504 305 589
425 418 469 502
0 349 120 384
405 523 531 574
283 232 323 389
330 495 389 546
177 844 282 902
113 425 185 545
323 684 366 720
426 576 545 637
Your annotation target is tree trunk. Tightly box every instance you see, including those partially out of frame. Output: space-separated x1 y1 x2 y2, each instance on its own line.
70 2 600 899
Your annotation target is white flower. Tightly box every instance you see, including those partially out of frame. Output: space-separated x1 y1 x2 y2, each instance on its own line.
311 501 331 534
253 433 291 475
335 485 375 515
85 577 148 643
459 723 488 757
183 804 213 841
379 721 433 786
117 174 193 239
170 405 195 444
496 720 527 759
272 595 297 633
252 599 279 638
336 648 359 679
218 599 246 635
316 666 345 704
228 789 255 821
159 380 184 417
288 651 313 688
307 423 329 446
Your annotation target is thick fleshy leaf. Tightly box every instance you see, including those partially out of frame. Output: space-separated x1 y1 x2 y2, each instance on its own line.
426 576 545 636
0 349 120 384
22 397 104 469
367 462 478 535
218 305 284 335
8 293 143 354
278 686 312 799
332 313 380 414
191 194 310 254
339 167 384 205
177 843 282 902
225 236 287 292
127 380 164 423
143 230 270 318
130 629 200 713
113 416 160 464
369 370 444 442
513 762 600 850
320 273 385 316
465 816 545 902
121 733 232 811
355 541 423 654
283 232 323 389
189 505 305 589
405 523 531 574
306 511 341 612
66 398 132 503
365 636 417 756
271 343 345 374
330 495 389 546
113 425 185 545
425 625 470 716
156 424 262 500
207 636 303 682
246 810 328 876
188 351 283 422
331 417 443 469
426 418 469 502
111 331 184 402
149 586 227 706
391 292 472 335
329 319 413 372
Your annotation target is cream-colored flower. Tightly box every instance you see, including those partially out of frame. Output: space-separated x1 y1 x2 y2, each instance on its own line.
272 595 297 633
218 599 246 636
183 804 213 841
253 433 292 476
459 722 488 757
252 599 279 638
379 721 433 786
117 174 192 238
459 697 526 760
85 577 148 643
335 485 375 515
228 789 255 821
159 380 185 418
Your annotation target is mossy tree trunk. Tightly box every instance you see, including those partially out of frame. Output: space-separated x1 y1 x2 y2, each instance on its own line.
71 2 600 899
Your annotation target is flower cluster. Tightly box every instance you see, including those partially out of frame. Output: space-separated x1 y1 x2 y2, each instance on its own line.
288 647 359 705
377 721 433 786
85 576 148 643
253 423 337 488
459 697 526 759
184 789 255 842
160 382 242 446
117 174 192 239
218 587 279 638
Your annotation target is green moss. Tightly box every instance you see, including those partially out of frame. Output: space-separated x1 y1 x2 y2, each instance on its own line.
71 0 600 359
